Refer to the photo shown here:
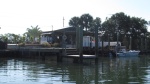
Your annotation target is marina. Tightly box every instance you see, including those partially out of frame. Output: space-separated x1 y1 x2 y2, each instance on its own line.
0 1 150 83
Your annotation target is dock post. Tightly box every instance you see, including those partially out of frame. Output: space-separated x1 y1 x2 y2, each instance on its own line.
95 62 99 83
102 36 104 56
95 25 99 64
29 49 30 57
22 50 23 56
39 51 40 57
79 26 83 63
76 25 79 51
21 49 24 56
42 55 45 61
57 52 62 62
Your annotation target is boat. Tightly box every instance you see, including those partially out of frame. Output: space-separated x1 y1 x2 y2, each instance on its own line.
117 48 140 57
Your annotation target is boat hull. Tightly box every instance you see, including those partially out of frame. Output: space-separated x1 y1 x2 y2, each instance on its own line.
117 51 140 57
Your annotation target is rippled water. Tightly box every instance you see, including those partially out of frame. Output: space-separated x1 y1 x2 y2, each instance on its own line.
0 55 150 84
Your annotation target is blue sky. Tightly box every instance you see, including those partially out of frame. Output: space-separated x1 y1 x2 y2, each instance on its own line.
0 0 149 34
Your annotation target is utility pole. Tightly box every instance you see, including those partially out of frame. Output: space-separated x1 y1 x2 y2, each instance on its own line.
63 17 65 27
62 17 67 56
52 25 53 31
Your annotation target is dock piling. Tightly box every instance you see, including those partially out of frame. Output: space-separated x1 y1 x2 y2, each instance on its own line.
57 52 62 62
79 26 83 63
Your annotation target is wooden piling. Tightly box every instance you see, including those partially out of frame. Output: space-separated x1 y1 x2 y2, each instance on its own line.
57 52 62 62
95 24 98 64
79 26 83 63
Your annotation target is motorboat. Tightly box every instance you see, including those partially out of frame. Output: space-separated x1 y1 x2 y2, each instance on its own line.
117 49 140 57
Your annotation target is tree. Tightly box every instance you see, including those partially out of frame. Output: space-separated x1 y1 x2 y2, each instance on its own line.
68 13 94 32
0 33 24 44
130 17 148 50
69 16 80 27
26 25 42 43
90 17 101 32
0 34 8 42
4 33 13 43
130 17 148 33
80 13 93 31
101 12 148 49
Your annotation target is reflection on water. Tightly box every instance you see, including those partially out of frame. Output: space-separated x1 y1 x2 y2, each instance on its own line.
0 56 150 84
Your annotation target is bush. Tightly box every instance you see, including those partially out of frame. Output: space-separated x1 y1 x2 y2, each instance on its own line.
18 42 25 47
51 43 60 47
41 42 51 47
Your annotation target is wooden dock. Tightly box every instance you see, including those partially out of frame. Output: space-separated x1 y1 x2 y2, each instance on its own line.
0 48 97 63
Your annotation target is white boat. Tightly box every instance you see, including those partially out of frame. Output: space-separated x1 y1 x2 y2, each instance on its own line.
117 49 140 57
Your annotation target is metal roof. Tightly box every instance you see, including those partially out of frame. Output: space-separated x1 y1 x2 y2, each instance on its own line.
41 26 95 36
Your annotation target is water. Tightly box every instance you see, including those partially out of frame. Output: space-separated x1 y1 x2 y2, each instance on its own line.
0 56 150 84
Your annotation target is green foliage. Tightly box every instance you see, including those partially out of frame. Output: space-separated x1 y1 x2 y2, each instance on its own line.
103 12 148 35
18 42 25 47
22 36 25 42
69 13 94 31
41 42 51 47
80 13 93 31
69 12 149 50
51 43 60 47
41 42 60 48
69 16 80 27
90 17 101 32
0 33 24 44
25 25 42 43
101 12 148 50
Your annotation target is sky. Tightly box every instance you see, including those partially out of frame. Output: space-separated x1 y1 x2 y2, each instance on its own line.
0 0 150 35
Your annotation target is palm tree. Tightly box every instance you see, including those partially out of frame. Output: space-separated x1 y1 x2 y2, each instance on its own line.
69 16 80 28
90 17 101 32
26 25 42 43
80 13 93 31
